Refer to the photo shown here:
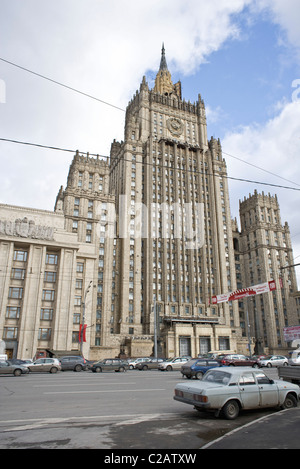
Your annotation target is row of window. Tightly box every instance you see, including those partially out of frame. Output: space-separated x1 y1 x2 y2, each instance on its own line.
14 250 59 265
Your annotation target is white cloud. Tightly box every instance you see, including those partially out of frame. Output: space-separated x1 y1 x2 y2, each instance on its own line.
1 0 300 283
0 0 254 210
255 0 300 49
222 99 300 284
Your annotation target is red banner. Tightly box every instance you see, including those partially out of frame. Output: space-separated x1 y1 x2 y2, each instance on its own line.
211 280 276 304
79 324 87 342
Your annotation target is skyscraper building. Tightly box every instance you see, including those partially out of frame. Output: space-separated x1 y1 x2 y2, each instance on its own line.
237 190 298 352
107 45 244 357
1 46 298 360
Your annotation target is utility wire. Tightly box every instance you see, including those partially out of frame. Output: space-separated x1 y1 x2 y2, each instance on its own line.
0 137 107 159
0 57 125 113
1 136 300 192
222 151 300 188
1 56 300 189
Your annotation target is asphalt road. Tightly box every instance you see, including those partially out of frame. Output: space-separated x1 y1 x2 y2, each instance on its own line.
0 367 280 450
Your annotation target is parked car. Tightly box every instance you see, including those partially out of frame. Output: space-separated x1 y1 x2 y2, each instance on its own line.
258 355 288 367
289 349 300 366
7 359 33 365
0 360 29 376
136 358 164 370
158 357 190 371
27 358 61 373
59 356 87 372
90 358 129 373
174 366 300 420
181 358 222 379
128 357 150 369
220 354 259 367
198 351 235 359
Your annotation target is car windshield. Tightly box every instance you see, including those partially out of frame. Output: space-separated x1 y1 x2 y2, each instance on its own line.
202 369 232 384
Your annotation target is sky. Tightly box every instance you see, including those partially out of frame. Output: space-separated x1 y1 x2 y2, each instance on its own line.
1 0 300 284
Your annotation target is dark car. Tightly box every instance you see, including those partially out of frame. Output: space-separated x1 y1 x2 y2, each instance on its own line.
220 354 259 367
181 358 222 379
59 356 87 372
7 359 32 365
90 358 129 373
0 360 29 376
136 358 164 370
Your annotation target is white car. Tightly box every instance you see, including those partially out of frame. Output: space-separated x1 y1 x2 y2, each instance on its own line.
258 355 288 368
174 366 300 420
27 358 61 373
128 357 150 369
289 349 300 366
158 357 190 371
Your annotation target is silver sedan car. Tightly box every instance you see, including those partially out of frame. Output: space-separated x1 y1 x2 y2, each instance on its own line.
174 367 300 419
27 358 61 373
258 355 288 368
0 360 29 376
159 357 190 371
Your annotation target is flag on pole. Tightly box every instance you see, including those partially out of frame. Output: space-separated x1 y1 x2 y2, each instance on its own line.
79 324 87 342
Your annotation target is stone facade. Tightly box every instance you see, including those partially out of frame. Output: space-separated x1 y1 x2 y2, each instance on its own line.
0 203 96 358
236 190 298 354
0 47 299 360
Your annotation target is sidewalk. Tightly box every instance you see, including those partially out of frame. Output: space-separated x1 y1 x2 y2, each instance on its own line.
202 407 300 449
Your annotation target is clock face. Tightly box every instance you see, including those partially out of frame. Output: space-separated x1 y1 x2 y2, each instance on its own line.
167 117 183 136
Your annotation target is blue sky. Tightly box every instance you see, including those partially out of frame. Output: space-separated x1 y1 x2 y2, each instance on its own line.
0 0 300 280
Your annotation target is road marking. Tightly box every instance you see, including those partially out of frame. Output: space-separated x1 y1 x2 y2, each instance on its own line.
0 412 181 432
33 381 136 387
43 388 166 394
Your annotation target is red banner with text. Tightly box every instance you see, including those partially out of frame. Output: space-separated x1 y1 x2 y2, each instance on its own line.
211 280 276 304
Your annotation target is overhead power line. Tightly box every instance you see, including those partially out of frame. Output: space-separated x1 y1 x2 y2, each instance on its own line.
0 57 125 113
0 137 107 159
1 56 300 189
1 136 300 192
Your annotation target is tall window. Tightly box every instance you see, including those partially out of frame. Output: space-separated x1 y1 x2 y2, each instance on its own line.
13 250 27 262
46 253 58 265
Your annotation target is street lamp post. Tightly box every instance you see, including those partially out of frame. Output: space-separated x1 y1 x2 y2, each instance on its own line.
80 281 92 356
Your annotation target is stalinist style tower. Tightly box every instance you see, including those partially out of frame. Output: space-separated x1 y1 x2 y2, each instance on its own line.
109 45 244 357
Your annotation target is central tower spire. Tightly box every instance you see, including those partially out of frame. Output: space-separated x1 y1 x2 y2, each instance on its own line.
159 43 168 71
153 43 181 98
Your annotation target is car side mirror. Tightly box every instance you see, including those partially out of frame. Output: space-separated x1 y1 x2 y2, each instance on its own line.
269 379 274 384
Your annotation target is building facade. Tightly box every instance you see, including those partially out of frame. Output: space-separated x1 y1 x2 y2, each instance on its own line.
236 190 299 354
108 45 243 358
0 46 299 359
0 203 97 359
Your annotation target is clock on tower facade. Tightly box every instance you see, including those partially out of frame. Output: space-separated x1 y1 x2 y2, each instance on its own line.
109 45 242 358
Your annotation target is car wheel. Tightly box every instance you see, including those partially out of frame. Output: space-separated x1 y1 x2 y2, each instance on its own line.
267 363 272 368
13 369 22 376
142 365 148 370
166 365 172 371
119 367 125 372
195 371 204 380
129 365 134 370
283 362 288 366
95 367 102 373
222 400 240 420
50 367 58 373
74 364 82 372
282 393 298 409
252 363 259 368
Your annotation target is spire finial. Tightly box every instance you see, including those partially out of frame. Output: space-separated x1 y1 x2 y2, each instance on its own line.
159 42 168 71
